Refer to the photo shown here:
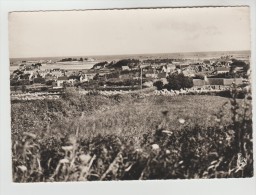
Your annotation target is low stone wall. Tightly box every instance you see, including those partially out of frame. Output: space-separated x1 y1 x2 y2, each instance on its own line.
11 92 61 100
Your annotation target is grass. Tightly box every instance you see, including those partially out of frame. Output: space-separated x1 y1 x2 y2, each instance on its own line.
11 89 253 182
12 94 234 143
76 95 235 139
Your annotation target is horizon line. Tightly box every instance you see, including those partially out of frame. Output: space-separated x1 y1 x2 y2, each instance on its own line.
10 49 251 59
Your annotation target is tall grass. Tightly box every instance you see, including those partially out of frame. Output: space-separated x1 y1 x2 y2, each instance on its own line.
11 87 253 182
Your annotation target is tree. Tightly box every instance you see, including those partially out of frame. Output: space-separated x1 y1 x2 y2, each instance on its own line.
35 63 42 69
33 77 45 84
93 73 100 80
153 80 164 90
165 73 193 90
13 69 23 75
46 80 55 86
230 59 247 67
21 85 26 93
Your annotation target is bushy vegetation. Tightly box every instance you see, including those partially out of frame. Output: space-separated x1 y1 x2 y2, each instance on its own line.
153 80 164 90
11 87 253 182
92 61 108 69
166 73 193 90
143 58 173 64
153 73 193 90
107 59 140 69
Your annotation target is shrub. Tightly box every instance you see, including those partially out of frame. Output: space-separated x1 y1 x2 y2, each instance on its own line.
153 80 164 90
33 77 46 84
166 73 193 90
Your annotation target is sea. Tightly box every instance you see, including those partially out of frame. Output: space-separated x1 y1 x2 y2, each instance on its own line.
9 50 250 72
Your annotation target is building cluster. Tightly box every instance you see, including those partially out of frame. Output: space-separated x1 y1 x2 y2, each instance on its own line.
10 55 249 93
10 64 97 88
141 57 235 79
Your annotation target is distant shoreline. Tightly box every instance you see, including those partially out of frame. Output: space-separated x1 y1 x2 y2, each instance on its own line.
10 50 250 63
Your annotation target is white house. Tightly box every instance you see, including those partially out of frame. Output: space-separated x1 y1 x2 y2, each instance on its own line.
57 76 68 87
80 74 88 82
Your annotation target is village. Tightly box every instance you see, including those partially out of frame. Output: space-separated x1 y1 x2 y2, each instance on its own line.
10 55 250 100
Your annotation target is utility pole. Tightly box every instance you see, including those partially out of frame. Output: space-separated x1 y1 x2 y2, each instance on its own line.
140 67 143 90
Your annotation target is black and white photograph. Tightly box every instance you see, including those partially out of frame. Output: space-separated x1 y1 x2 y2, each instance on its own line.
1 2 256 194
7 6 254 183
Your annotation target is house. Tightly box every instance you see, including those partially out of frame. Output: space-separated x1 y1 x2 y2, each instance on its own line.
145 73 157 78
193 79 205 86
51 70 63 77
52 81 57 88
67 75 79 85
142 81 153 87
145 70 157 78
182 70 195 77
160 78 168 85
176 64 190 69
87 73 96 80
57 76 68 87
45 74 57 81
64 71 74 77
94 65 102 70
223 78 243 86
122 66 130 71
218 59 231 66
119 74 132 79
206 78 224 85
215 67 230 74
162 64 176 73
23 70 34 75
37 70 48 78
79 74 88 82
168 64 176 71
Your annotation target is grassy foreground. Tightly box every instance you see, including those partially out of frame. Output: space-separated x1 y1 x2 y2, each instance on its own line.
11 89 253 181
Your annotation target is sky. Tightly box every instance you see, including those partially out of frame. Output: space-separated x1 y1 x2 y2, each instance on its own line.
9 7 251 58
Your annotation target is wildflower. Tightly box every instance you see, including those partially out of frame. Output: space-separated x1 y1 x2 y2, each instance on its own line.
62 146 73 151
166 149 170 154
125 164 133 172
80 166 90 174
17 165 27 172
228 130 235 134
59 158 70 164
162 130 172 135
23 132 36 139
210 160 218 165
79 154 91 165
178 118 185 124
152 144 160 150
135 148 143 152
215 118 221 122
68 136 77 144
237 153 247 169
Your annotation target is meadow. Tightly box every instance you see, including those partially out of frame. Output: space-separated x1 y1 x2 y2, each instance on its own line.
11 89 253 182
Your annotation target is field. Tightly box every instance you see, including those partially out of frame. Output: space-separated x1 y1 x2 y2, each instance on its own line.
12 92 235 141
11 90 253 182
